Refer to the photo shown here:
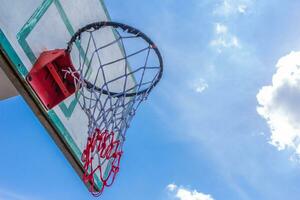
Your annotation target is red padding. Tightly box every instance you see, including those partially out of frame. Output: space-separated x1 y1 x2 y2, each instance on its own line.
26 49 79 109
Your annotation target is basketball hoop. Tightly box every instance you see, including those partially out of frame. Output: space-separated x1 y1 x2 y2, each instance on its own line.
26 21 163 196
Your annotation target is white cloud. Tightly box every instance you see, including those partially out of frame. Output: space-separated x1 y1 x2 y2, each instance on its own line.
257 51 300 158
190 78 208 93
215 23 228 34
176 189 214 200
213 0 251 16
167 184 215 200
210 23 240 51
213 0 233 16
167 184 178 192
210 36 240 49
238 4 248 14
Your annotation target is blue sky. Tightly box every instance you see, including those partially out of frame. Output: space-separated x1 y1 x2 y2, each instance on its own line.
2 0 300 199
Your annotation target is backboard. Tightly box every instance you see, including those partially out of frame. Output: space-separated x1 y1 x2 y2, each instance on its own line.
0 0 133 192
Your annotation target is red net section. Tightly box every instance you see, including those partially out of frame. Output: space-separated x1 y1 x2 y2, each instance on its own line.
81 128 122 196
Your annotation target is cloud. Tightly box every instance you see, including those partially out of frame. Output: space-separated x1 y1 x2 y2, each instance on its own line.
210 23 240 51
213 0 234 16
189 78 208 93
257 51 300 158
210 36 239 49
213 0 251 16
166 184 215 200
167 184 178 192
237 4 248 14
215 23 228 34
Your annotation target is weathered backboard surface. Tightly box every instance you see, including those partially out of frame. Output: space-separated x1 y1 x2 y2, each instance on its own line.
0 0 131 191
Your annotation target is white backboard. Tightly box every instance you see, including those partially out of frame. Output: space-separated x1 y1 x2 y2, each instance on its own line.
0 0 131 191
